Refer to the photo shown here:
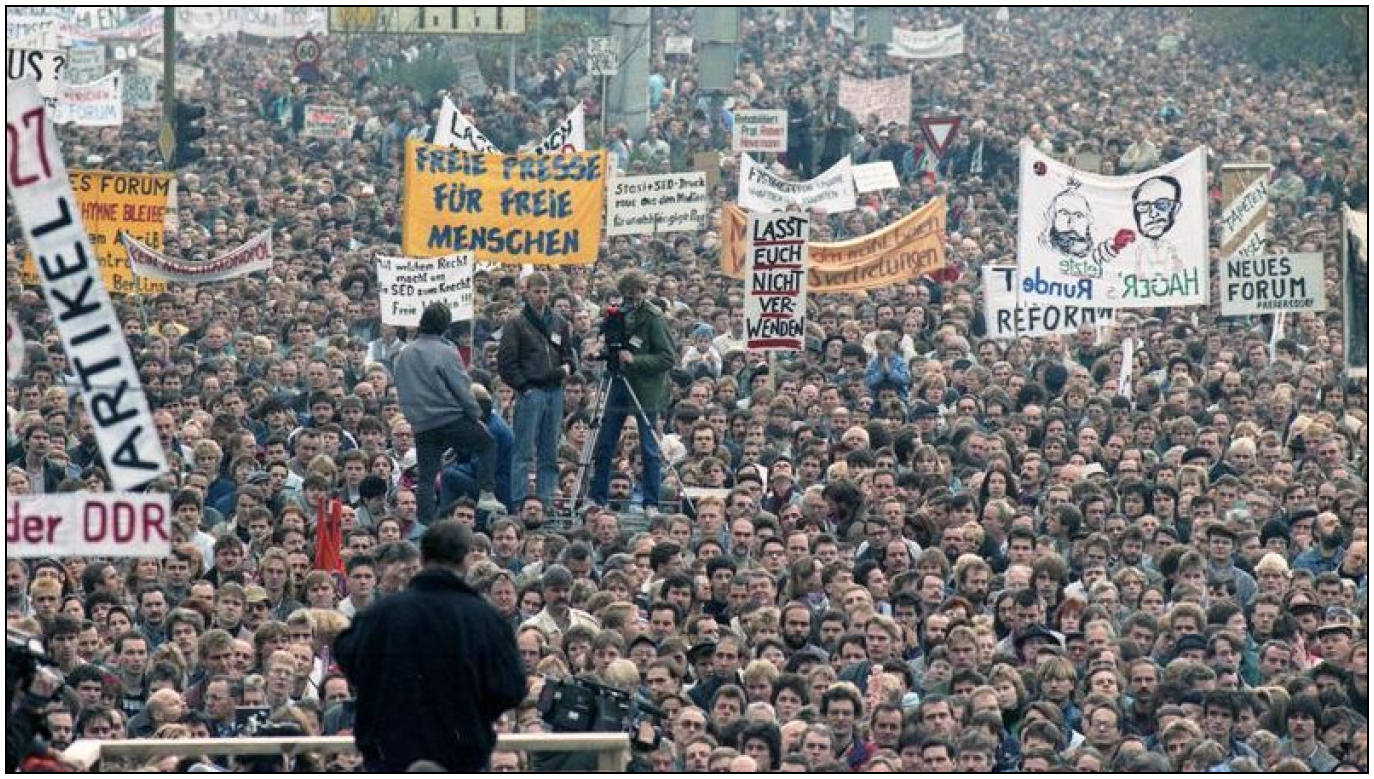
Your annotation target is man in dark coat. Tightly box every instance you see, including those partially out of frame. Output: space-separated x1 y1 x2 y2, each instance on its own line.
334 521 526 772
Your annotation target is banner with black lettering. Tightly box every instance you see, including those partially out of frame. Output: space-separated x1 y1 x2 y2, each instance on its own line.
122 229 272 283
1219 163 1271 260
1220 253 1325 317
739 154 856 214
7 493 170 557
745 212 809 352
433 95 585 155
5 79 168 490
1344 206 1368 377
982 265 1114 338
1017 140 1208 310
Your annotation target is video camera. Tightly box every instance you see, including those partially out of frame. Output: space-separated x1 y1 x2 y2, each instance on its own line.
536 675 663 751
595 304 630 373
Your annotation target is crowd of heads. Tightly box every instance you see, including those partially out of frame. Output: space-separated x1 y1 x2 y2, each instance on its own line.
4 6 1369 774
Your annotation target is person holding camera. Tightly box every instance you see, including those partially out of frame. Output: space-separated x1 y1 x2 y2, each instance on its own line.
393 303 505 524
587 270 676 514
498 272 577 511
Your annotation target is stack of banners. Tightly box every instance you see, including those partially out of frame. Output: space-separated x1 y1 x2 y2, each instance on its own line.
64 45 104 84
1016 140 1208 310
738 154 856 214
720 197 947 293
664 35 693 56
606 171 709 236
982 265 1115 338
376 253 475 327
1219 253 1326 317
745 212 810 352
852 160 900 193
19 169 173 295
432 96 586 156
1344 206 1368 377
175 7 328 40
838 74 912 127
1219 164 1272 260
888 24 966 59
6 48 67 106
732 109 788 153
121 229 272 283
7 493 171 558
121 69 158 110
301 104 354 140
830 7 855 36
5 79 169 490
53 71 121 126
401 141 606 266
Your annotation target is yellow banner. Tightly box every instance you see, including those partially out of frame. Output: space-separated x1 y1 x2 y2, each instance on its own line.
402 141 605 266
20 170 171 295
720 197 947 293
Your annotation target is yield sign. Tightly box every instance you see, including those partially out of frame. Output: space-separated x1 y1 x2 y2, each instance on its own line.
920 116 962 157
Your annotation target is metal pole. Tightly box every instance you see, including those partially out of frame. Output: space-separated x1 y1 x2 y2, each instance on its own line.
507 38 516 93
162 7 176 171
600 75 608 144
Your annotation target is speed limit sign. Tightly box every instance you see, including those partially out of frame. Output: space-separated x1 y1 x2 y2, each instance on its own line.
293 34 322 66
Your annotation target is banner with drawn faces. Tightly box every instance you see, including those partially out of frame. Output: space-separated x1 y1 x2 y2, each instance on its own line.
1017 140 1208 310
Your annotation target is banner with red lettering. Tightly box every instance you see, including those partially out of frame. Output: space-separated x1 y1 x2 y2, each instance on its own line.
7 493 171 557
122 229 272 283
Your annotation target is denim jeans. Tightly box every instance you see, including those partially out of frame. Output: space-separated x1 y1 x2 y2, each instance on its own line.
588 379 660 510
510 386 564 509
414 416 495 526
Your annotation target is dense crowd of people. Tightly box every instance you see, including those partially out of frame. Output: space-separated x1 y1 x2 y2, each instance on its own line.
4 6 1369 773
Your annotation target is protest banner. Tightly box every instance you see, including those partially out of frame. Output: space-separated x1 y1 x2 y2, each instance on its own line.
1219 163 1271 260
377 253 475 326
695 151 722 191
838 74 911 127
732 109 788 153
982 265 1114 338
830 7 855 36
522 104 587 156
889 24 966 59
852 161 900 193
121 68 158 110
64 44 104 83
401 141 606 266
122 229 272 283
606 171 709 236
738 154 856 214
7 493 171 558
7 16 64 49
432 96 500 151
721 197 946 293
587 37 618 77
54 71 122 126
1344 206 1368 377
1017 140 1208 310
6 48 66 105
301 104 354 140
7 312 24 380
745 212 809 352
1219 253 1325 317
665 35 693 56
453 40 488 96
176 7 327 40
6 80 169 490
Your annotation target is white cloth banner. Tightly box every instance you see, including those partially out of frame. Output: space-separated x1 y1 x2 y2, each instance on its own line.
54 71 121 126
301 104 354 140
745 212 810 352
982 265 1115 338
377 254 475 327
606 172 709 236
1220 252 1326 316
6 48 65 104
122 229 272 283
1017 140 1208 310
838 74 911 127
5 79 168 490
889 24 966 59
732 109 788 153
433 96 585 156
176 7 327 40
7 493 171 558
665 36 693 55
852 161 900 193
521 104 587 155
739 154 856 214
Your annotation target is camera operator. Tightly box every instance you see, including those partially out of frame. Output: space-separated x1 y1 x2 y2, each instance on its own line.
7 630 68 772
587 270 676 513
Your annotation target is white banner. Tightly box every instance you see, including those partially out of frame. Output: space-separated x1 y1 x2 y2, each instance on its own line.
6 48 66 104
301 104 354 140
1344 206 1368 377
53 71 122 126
739 154 856 214
852 160 900 193
7 16 65 49
830 7 855 36
732 109 788 153
122 229 272 283
838 74 911 127
5 80 168 490
176 7 327 40
889 24 965 59
522 104 587 156
64 44 104 84
1017 140 1208 310
1220 252 1326 316
606 172 709 236
7 312 24 380
982 265 1114 339
586 36 618 77
432 95 500 152
745 212 809 352
7 493 171 558
377 253 475 327
121 69 158 110
665 35 693 56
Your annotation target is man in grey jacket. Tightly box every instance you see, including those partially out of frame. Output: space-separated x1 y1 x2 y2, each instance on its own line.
394 303 505 524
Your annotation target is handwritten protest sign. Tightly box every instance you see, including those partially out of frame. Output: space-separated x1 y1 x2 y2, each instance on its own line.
121 69 158 110
54 71 121 126
377 253 475 326
432 96 500 151
745 212 809 352
982 265 1114 338
6 48 66 105
732 109 788 153
721 197 946 292
587 37 618 76
738 154 855 214
852 161 900 193
176 7 327 40
1219 164 1271 260
64 44 104 83
665 35 693 56
402 141 606 266
122 229 272 283
607 172 709 236
838 74 911 127
522 104 587 156
301 104 353 140
1220 253 1325 317
7 493 171 558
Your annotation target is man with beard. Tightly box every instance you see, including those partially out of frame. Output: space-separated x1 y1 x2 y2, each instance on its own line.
1292 511 1346 575
1042 182 1096 259
781 601 827 658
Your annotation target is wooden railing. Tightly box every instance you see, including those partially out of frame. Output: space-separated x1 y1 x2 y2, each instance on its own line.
62 732 631 772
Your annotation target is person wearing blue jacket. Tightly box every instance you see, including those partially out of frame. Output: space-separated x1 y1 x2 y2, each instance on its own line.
866 332 911 400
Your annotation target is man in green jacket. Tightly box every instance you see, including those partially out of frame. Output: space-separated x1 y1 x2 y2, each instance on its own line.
587 270 675 513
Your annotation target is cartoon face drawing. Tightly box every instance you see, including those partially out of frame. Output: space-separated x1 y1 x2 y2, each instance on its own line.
1046 185 1094 258
1131 175 1182 240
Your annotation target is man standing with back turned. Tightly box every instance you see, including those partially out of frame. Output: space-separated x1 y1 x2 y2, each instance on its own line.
393 303 505 524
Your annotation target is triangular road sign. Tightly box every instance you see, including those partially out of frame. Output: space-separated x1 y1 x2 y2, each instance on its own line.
920 116 962 157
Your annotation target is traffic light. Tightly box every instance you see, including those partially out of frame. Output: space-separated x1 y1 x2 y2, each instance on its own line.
172 100 205 168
